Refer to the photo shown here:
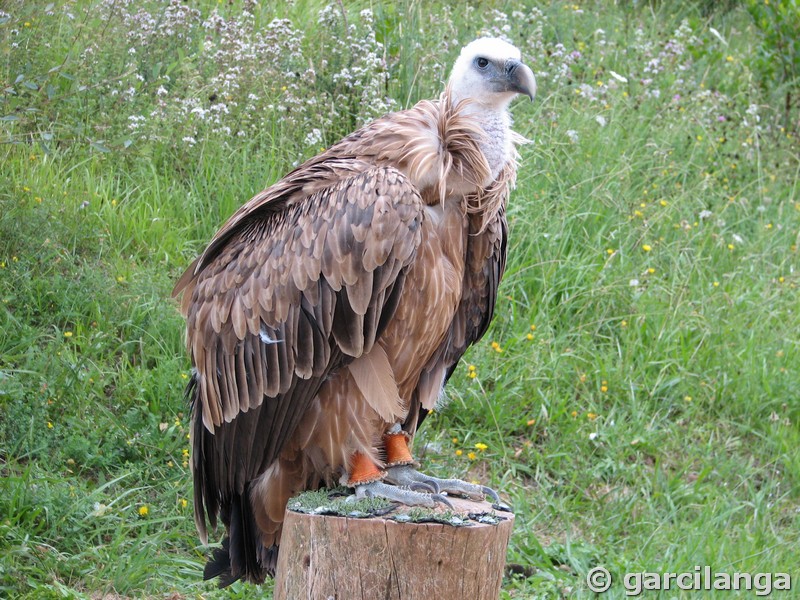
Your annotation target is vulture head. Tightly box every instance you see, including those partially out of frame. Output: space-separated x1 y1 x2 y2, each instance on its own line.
449 37 536 109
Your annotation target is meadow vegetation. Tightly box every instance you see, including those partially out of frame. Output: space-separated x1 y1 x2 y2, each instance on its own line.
1 1 798 598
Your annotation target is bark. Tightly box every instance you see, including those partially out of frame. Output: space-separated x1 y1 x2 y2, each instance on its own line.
274 497 514 600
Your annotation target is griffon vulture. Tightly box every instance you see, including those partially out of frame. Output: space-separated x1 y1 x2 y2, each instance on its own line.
173 37 535 585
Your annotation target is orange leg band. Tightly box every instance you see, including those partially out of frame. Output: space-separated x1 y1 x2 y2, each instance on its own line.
384 431 414 467
347 451 385 486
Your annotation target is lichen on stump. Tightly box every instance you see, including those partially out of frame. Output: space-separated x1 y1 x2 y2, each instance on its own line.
274 489 514 600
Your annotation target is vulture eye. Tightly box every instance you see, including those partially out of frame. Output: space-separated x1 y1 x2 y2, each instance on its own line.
475 57 489 69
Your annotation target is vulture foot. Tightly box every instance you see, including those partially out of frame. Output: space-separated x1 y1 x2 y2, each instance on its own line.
386 465 512 511
355 480 453 508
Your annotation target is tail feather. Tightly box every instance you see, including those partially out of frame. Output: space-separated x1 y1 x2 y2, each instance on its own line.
203 537 236 586
203 490 269 587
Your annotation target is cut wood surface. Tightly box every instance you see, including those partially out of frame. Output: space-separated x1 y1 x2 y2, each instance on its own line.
274 496 514 600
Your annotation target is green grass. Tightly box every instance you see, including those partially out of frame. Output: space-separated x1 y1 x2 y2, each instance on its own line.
1 1 799 598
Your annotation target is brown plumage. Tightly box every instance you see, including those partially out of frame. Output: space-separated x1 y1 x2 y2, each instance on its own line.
174 37 534 585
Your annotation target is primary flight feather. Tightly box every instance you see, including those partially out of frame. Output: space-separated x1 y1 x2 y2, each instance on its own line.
173 37 535 585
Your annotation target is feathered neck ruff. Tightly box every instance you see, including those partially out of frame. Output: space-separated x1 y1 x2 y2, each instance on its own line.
437 87 522 232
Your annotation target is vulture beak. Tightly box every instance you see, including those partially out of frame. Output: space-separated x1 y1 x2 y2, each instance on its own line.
504 59 536 101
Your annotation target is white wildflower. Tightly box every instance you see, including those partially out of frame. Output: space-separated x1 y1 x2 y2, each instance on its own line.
304 128 323 147
609 70 628 83
709 27 727 46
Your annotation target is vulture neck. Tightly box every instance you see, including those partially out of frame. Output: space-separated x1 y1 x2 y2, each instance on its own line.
450 92 514 181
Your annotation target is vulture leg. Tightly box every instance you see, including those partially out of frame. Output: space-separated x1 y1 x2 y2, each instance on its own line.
344 448 452 508
385 464 509 510
355 480 453 509
345 425 509 511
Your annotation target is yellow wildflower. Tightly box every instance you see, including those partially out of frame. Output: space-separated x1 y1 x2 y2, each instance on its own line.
455 449 463 457
642 244 652 252
474 442 488 451
587 412 598 421
467 452 477 460
138 505 149 517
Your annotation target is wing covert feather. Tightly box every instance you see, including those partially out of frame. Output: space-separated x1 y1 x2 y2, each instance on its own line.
178 166 424 529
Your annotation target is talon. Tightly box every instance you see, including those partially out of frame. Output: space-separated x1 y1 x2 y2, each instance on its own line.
481 485 501 504
409 481 437 494
492 502 513 513
423 478 440 493
432 493 454 509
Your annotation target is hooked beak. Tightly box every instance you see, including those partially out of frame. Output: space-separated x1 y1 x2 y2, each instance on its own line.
504 59 536 101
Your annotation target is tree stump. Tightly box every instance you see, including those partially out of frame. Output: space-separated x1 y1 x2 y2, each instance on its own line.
274 493 514 600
